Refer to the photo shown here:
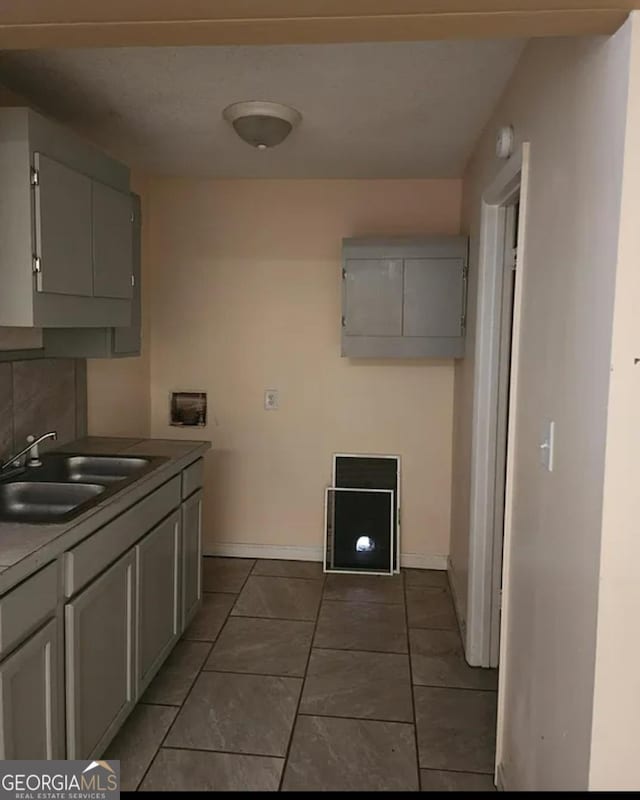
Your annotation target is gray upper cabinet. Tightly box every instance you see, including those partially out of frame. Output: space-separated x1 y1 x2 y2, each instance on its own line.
34 154 93 298
113 194 142 354
341 237 468 358
43 193 142 359
92 181 133 300
0 106 132 328
65 549 135 759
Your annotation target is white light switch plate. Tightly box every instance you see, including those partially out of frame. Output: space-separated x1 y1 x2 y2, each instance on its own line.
540 420 555 472
264 389 279 410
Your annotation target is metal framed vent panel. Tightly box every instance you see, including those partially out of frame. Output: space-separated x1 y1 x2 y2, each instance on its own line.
332 454 400 573
324 487 394 576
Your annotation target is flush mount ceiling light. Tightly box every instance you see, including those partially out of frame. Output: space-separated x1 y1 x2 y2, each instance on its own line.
223 100 302 150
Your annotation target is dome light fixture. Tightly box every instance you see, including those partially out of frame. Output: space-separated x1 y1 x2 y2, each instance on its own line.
223 100 302 150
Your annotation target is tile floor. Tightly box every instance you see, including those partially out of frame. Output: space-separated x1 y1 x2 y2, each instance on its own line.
105 557 498 792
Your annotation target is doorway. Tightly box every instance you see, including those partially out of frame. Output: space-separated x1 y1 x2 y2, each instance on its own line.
466 144 529 669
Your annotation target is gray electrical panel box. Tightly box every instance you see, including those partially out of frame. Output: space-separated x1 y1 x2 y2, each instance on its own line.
341 236 468 358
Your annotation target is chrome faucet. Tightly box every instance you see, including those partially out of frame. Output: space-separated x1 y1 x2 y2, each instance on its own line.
1 431 57 472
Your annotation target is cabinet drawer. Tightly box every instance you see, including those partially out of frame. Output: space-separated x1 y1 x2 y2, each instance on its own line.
182 458 204 500
0 562 58 658
64 476 181 597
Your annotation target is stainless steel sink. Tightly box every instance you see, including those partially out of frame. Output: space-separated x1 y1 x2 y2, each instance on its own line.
0 452 166 524
0 481 105 523
64 455 150 483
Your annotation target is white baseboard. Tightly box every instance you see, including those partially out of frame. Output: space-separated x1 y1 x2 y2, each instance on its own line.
447 555 467 640
204 543 324 562
400 552 448 570
204 542 448 571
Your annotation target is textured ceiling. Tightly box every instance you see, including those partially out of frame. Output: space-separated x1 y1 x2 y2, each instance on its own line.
0 40 525 178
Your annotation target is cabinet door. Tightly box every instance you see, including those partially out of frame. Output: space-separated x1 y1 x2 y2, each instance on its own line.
34 152 93 297
403 257 464 338
343 259 403 337
181 490 203 631
65 549 135 759
92 180 133 299
0 619 62 759
136 511 180 693
113 193 141 354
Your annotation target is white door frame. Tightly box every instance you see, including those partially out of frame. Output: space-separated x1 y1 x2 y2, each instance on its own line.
466 143 530 668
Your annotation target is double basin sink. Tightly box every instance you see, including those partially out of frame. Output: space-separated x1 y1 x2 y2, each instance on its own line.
0 454 165 524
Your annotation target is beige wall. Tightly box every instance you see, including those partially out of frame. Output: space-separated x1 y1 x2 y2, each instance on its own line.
589 12 640 791
147 178 461 562
452 28 632 791
87 173 151 438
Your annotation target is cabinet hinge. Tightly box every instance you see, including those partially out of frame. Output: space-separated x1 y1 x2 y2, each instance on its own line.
341 315 346 328
460 263 470 335
342 268 346 280
32 256 42 274
30 168 39 186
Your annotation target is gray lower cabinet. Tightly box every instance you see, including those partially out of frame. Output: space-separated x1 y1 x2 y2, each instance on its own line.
181 489 203 631
0 619 62 759
65 549 136 759
136 510 181 693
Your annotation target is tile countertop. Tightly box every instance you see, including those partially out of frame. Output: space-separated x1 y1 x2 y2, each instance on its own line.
0 436 211 595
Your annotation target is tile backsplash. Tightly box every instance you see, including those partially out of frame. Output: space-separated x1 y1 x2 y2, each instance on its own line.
0 358 87 462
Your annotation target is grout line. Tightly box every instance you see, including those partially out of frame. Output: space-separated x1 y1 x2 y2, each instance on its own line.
412 683 498 694
277 570 326 791
419 766 498 778
138 700 181 709
322 598 405 606
135 566 249 791
296 711 414 726
200 667 306 680
135 640 214 790
245 573 325 585
202 614 315 626
161 744 286 761
404 568 422 790
408 624 460 633
229 612 319 623
311 645 409 656
320 597 406 607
